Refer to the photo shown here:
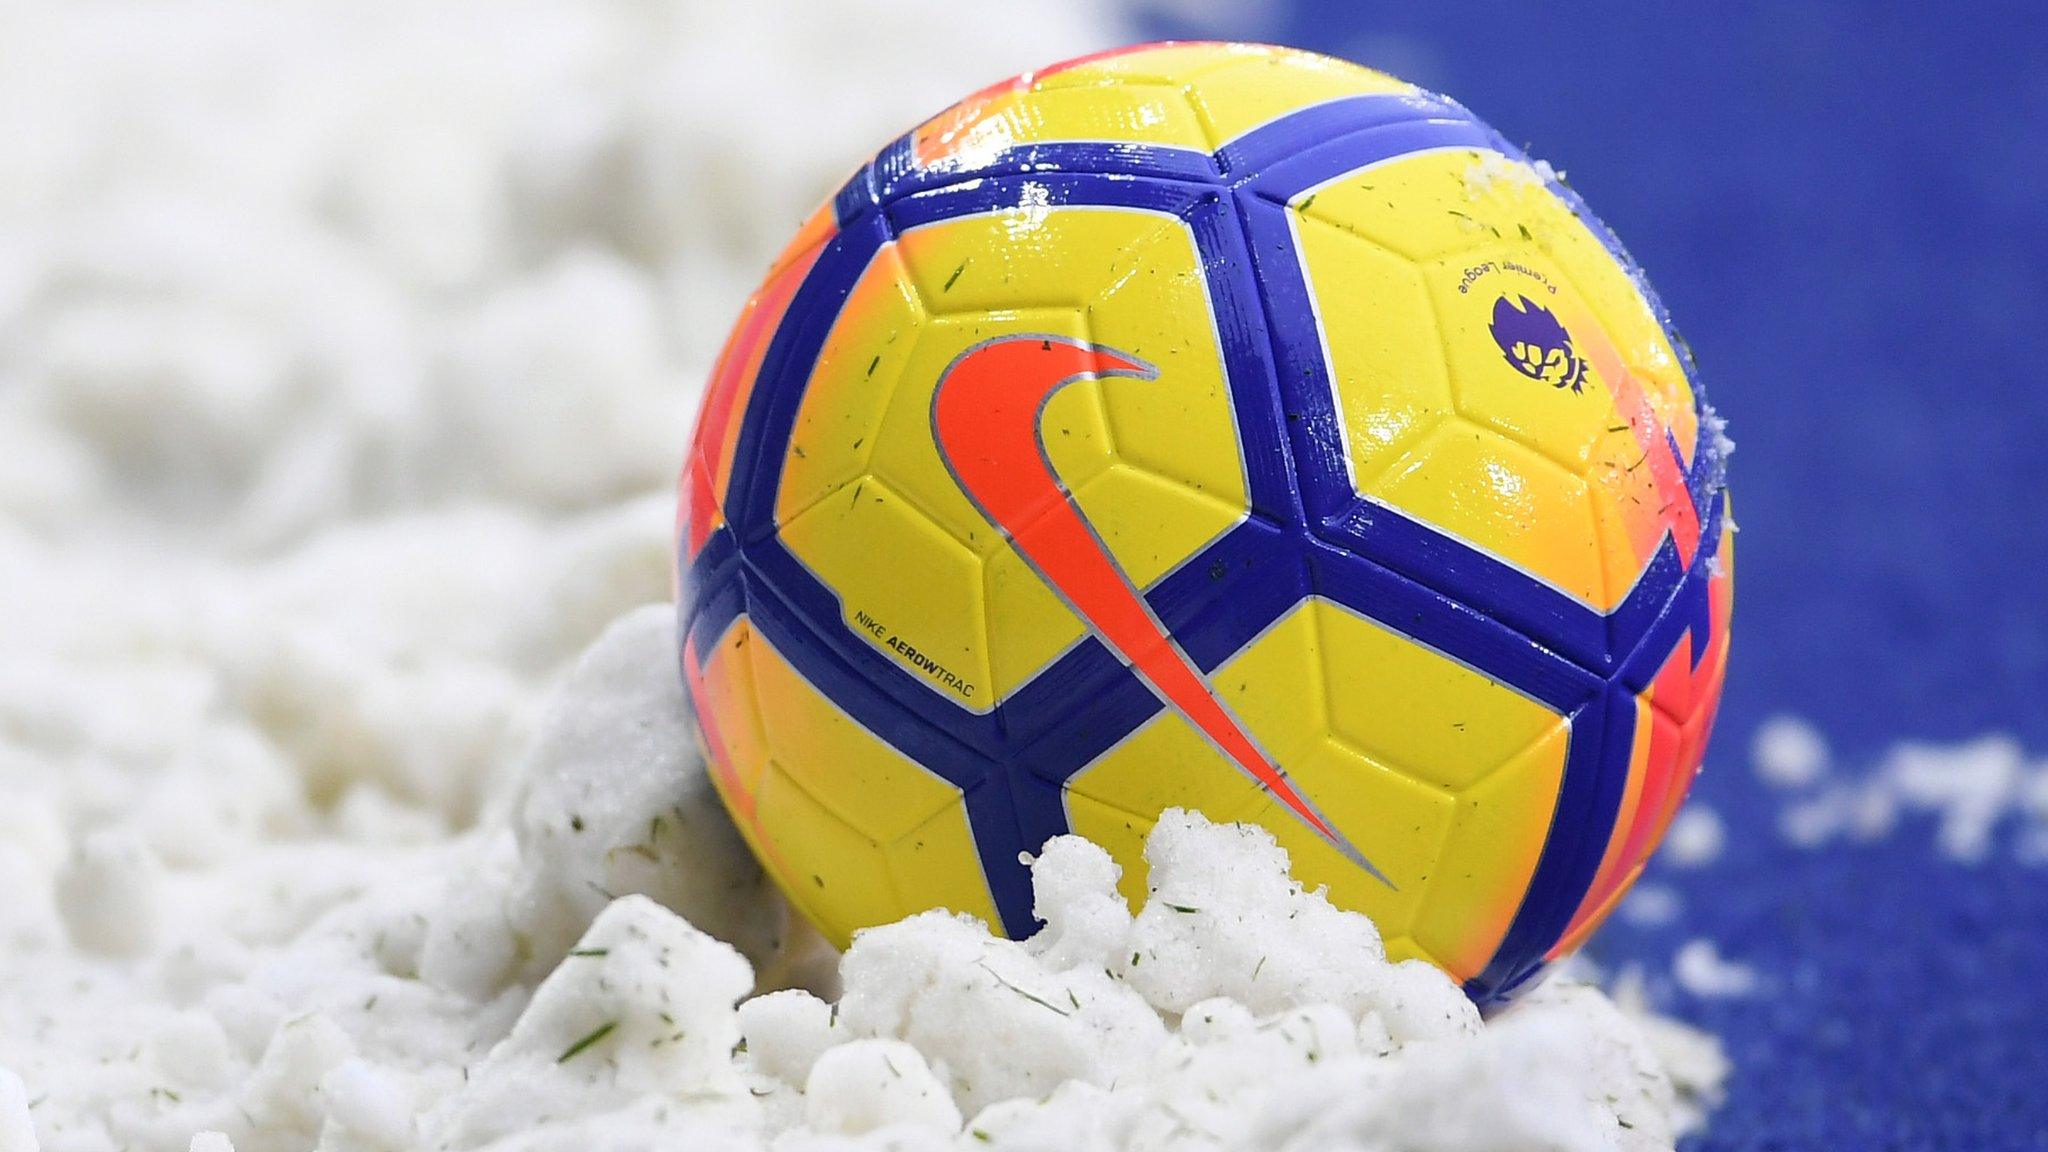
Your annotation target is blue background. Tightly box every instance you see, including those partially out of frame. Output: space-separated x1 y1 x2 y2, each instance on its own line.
1132 4 2048 1146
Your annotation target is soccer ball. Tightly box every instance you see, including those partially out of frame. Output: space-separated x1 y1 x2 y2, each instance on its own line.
676 42 1732 1007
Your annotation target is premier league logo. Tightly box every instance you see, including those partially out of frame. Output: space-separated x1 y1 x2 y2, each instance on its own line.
1489 293 1589 393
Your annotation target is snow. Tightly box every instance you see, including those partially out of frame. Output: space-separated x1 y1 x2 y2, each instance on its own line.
751 811 1723 1151
1670 941 1760 1001
1751 715 1830 789
0 608 1730 1151
1660 806 1726 868
1763 724 2048 863
0 1 1731 1148
1617 884 1684 929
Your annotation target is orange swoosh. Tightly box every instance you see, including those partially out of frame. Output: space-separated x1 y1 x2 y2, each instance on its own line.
931 334 1389 886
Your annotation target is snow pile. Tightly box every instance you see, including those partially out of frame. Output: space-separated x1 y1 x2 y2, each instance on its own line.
0 610 1736 1147
753 811 1726 1152
0 607 1726 1152
1757 717 2048 863
0 1 1731 1148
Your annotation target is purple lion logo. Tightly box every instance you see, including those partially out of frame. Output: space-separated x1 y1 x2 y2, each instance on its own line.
1489 294 1588 393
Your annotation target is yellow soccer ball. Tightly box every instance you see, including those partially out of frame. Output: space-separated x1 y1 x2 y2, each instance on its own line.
677 41 1732 1007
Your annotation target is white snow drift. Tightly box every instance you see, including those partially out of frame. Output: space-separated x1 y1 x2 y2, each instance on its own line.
0 605 1727 1152
1757 717 2048 863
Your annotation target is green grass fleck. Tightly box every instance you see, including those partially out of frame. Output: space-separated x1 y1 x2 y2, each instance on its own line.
557 1021 619 1064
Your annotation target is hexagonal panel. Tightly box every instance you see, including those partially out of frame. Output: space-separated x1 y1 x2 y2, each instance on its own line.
1179 46 1415 149
775 244 924 526
754 760 898 947
1290 147 1524 265
1288 212 1455 492
778 472 993 711
1424 244 1634 476
1092 221 1249 509
981 539 1085 703
896 202 1181 318
1221 737 1456 940
1400 149 1699 466
1070 463 1242 589
886 798 1005 931
1065 709 1272 844
746 626 974 842
1409 723 1570 982
1362 416 1619 610
1316 599 1566 792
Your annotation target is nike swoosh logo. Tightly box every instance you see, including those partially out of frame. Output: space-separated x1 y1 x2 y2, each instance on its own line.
931 334 1390 887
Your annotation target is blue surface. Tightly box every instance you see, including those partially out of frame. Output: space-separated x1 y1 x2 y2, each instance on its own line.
1129 3 2048 1145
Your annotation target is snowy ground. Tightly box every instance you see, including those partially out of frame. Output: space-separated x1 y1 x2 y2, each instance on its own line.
0 3 1740 1149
